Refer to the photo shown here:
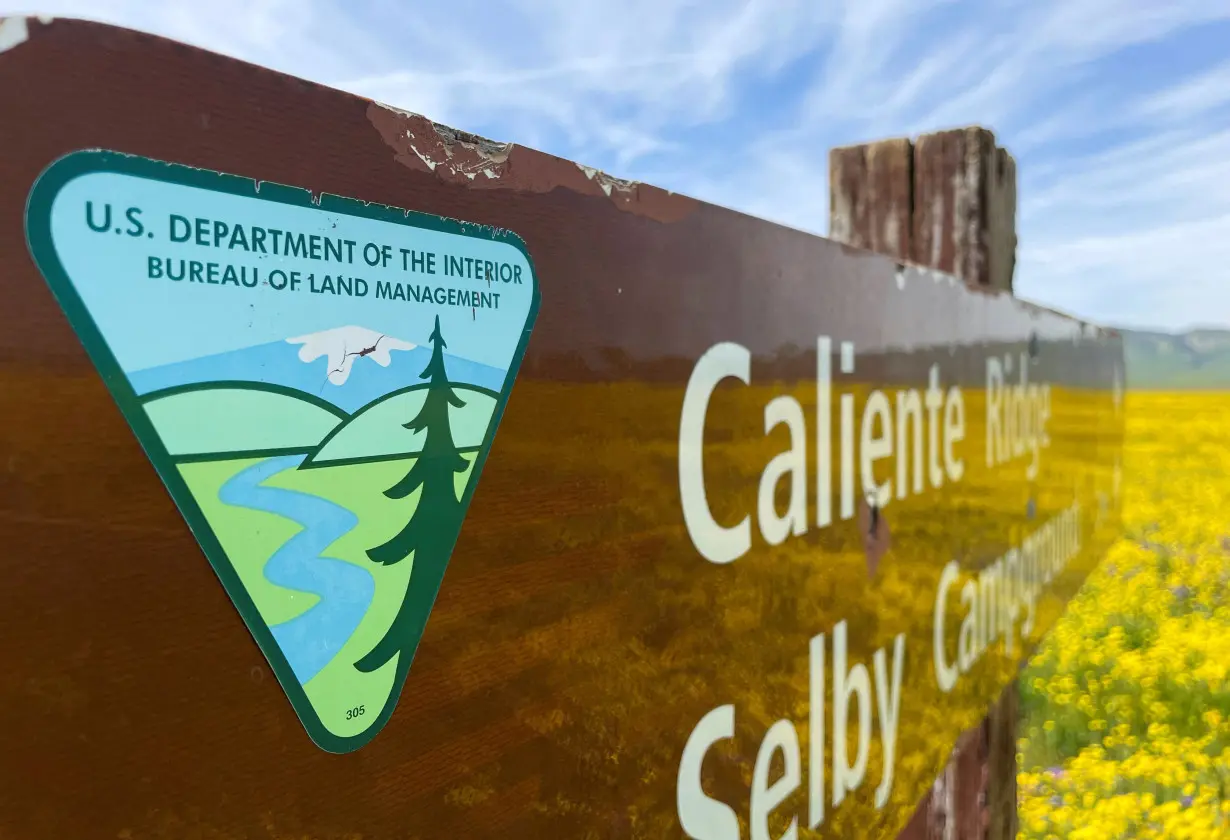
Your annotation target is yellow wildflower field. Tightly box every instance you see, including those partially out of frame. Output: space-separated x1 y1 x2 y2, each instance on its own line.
1018 392 1230 839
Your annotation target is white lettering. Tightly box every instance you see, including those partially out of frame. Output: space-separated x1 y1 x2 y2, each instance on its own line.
678 705 739 840
809 633 826 829
680 343 751 564
932 504 1083 695
943 386 965 482
986 354 1051 478
759 396 808 545
873 634 906 808
933 561 960 692
860 391 893 507
817 337 832 527
926 365 945 489
895 389 924 499
832 621 870 806
751 721 801 840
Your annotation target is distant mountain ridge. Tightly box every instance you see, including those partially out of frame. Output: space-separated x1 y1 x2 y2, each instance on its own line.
128 326 508 413
1118 327 1230 390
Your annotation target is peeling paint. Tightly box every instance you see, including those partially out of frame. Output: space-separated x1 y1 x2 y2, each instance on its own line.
0 16 30 54
364 102 696 224
408 143 437 171
576 162 638 198
371 103 512 182
373 100 422 121
897 262 979 293
432 123 512 165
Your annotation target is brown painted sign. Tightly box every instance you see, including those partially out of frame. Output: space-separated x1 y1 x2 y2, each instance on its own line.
0 17 1124 840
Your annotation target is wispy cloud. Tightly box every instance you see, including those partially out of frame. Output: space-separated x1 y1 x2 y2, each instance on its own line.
1136 59 1230 121
6 0 1228 331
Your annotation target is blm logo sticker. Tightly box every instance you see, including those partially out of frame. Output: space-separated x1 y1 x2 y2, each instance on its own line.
25 150 539 753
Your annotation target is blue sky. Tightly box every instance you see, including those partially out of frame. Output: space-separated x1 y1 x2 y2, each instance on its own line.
7 0 1229 332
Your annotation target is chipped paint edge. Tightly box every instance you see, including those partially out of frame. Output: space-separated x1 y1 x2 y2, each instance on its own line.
577 162 637 198
371 101 513 183
363 102 700 222
0 15 54 55
0 16 29 54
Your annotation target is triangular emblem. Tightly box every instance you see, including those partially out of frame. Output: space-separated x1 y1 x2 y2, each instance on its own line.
24 150 540 753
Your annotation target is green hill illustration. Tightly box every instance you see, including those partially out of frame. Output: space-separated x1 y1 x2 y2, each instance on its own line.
142 383 347 459
166 316 507 746
305 383 497 468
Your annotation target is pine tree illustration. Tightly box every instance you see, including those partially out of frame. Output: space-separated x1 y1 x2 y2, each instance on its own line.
354 314 468 674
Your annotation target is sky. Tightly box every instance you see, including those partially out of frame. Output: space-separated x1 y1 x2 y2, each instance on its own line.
5 0 1229 333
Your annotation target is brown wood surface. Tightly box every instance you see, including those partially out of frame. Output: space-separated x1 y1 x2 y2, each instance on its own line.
830 129 1019 298
829 138 913 262
912 128 1018 294
0 18 1119 840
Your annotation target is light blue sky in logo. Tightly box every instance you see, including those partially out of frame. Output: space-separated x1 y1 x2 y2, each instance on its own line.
47 170 535 372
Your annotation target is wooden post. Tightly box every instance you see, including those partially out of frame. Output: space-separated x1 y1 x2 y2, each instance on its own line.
912 127 1017 292
829 126 1020 840
986 684 1020 839
828 137 914 262
832 127 1017 292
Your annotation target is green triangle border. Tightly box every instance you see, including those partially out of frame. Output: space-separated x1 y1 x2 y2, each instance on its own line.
23 149 542 754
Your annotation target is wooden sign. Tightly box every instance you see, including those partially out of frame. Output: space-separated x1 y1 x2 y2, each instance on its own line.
0 17 1124 840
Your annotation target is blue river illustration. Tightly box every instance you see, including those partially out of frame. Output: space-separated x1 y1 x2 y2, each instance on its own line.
218 454 375 684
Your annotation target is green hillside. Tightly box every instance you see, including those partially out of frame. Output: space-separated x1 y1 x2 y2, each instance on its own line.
1119 328 1230 390
141 383 346 458
304 383 497 468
